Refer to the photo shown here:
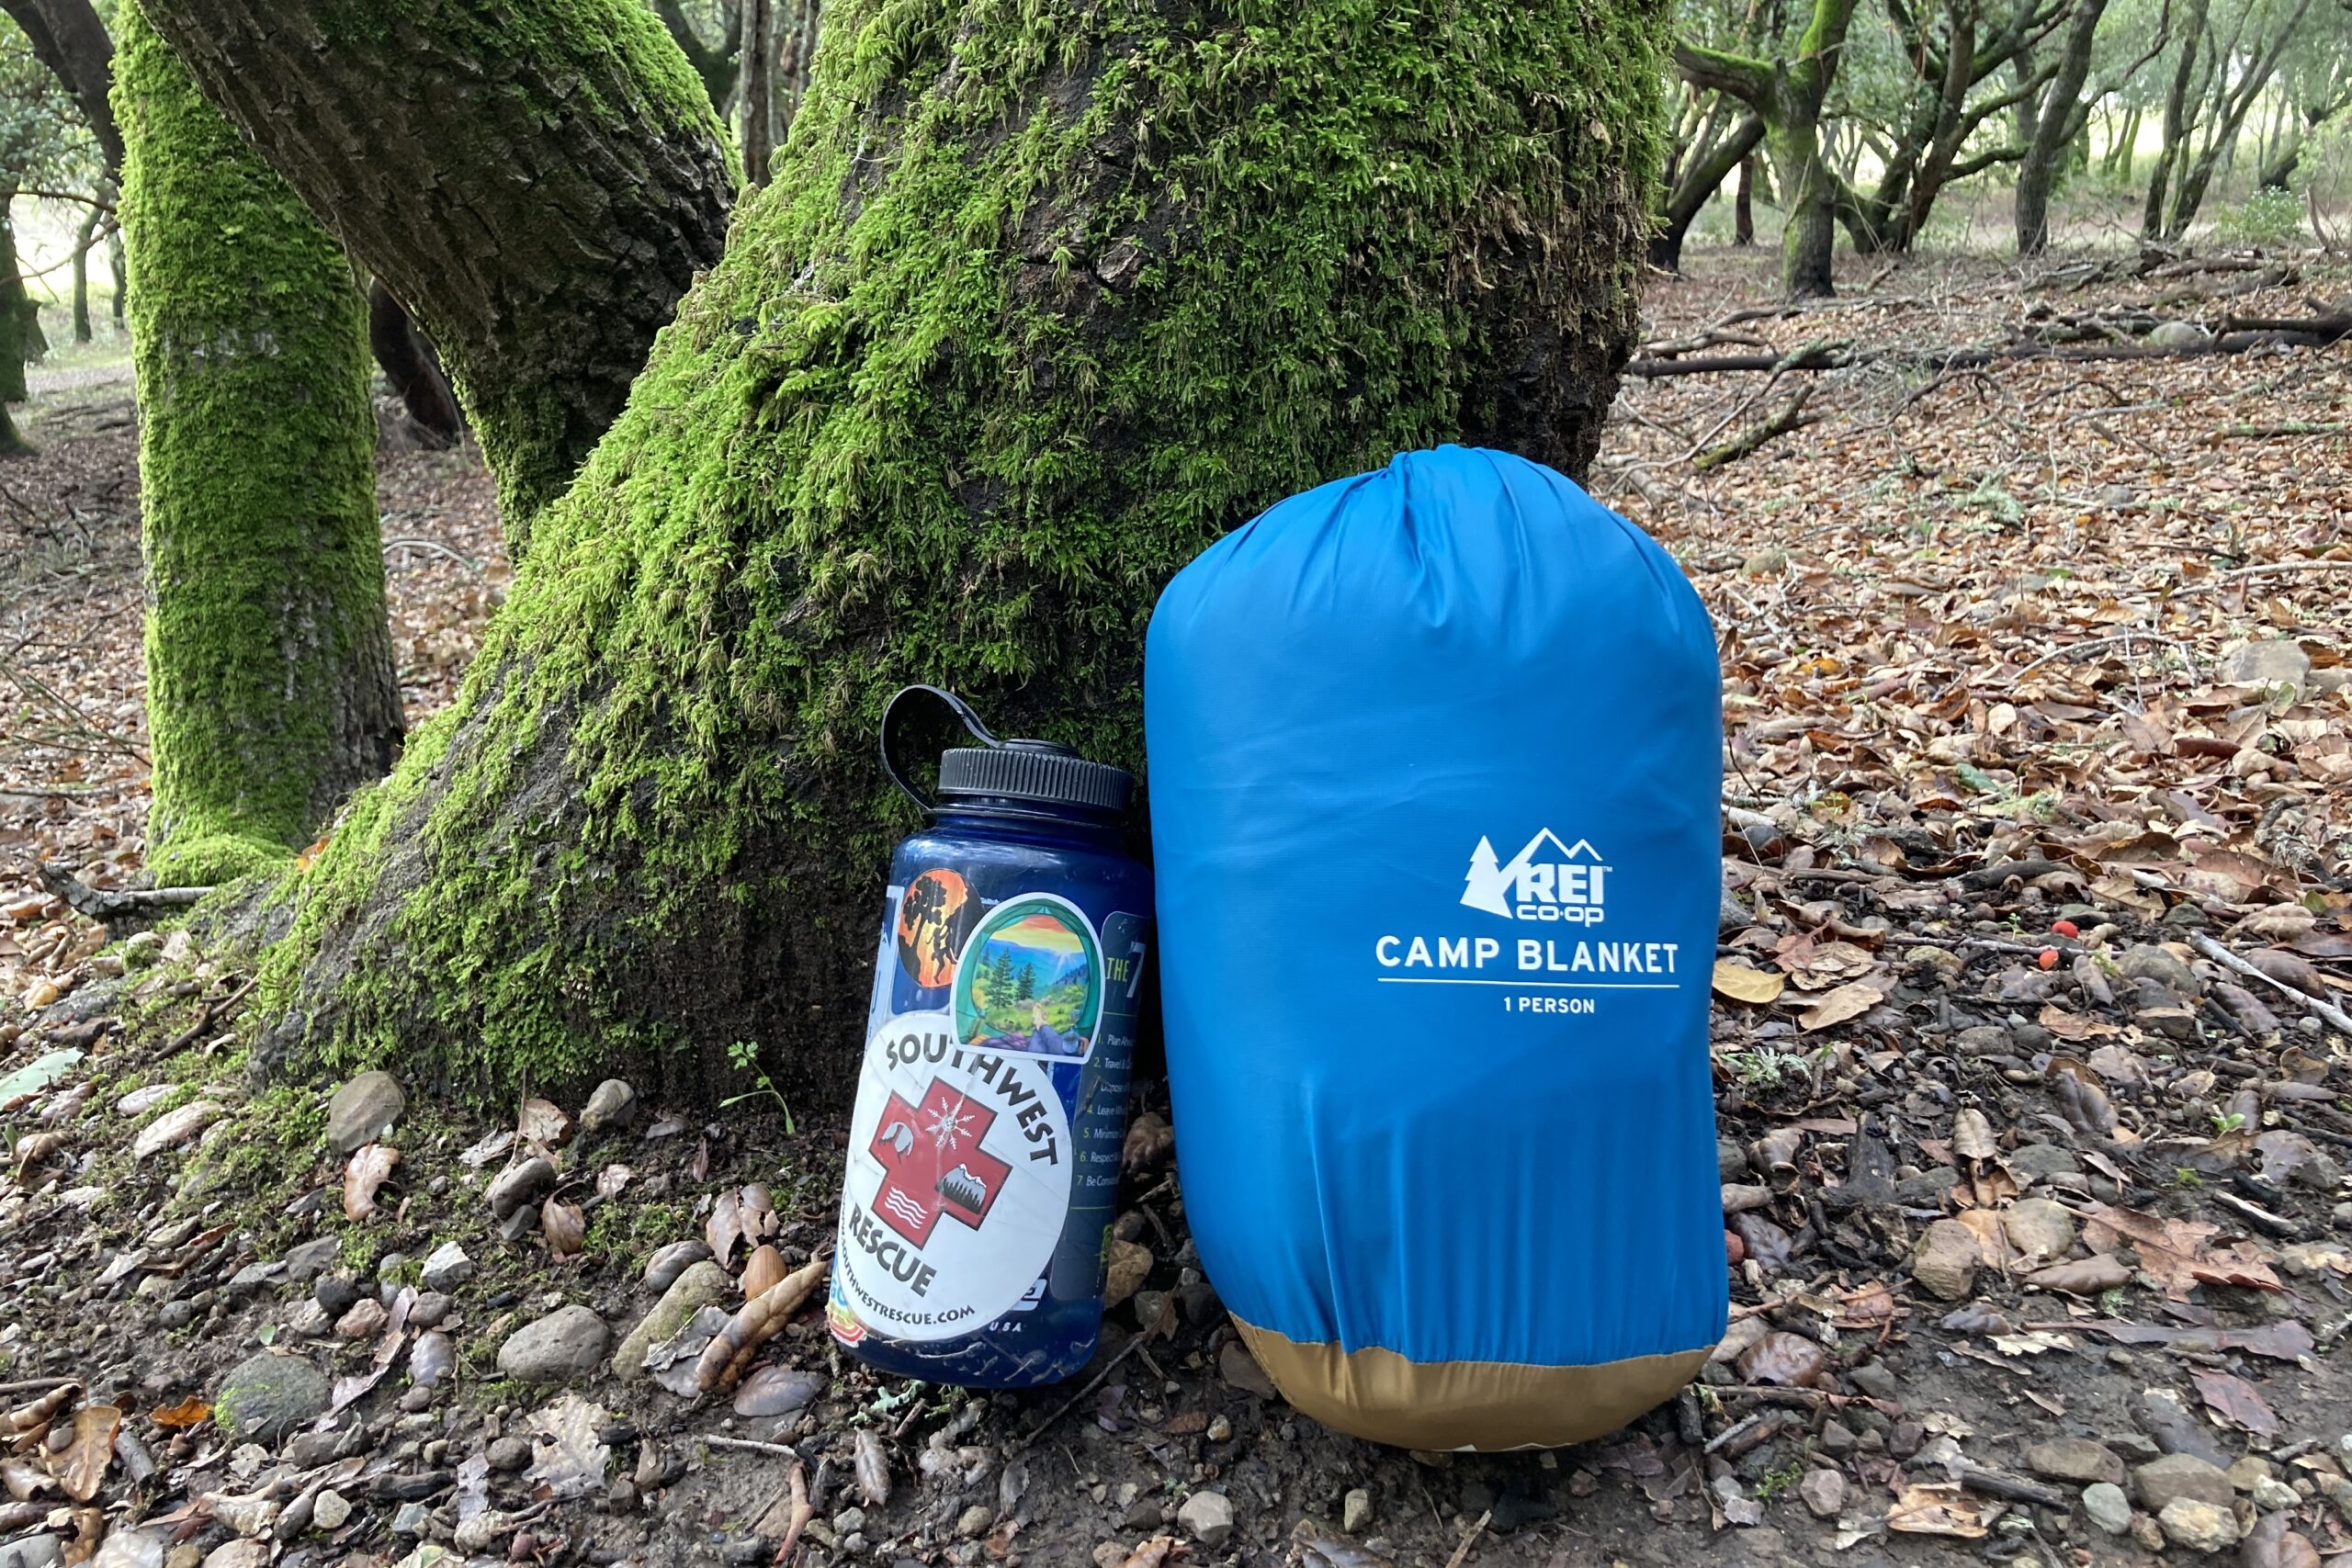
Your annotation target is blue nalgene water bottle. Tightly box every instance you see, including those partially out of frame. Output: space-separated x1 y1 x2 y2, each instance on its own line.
830 686 1153 1387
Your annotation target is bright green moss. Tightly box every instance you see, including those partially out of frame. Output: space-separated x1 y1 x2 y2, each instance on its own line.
117 1 397 886
261 0 1670 1101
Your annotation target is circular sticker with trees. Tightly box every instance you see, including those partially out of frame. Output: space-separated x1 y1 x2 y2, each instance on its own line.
951 894 1102 1061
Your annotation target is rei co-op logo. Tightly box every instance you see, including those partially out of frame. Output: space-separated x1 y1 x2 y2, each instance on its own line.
1461 829 1609 925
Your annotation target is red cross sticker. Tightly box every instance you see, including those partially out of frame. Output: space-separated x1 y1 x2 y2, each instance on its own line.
869 1078 1012 1247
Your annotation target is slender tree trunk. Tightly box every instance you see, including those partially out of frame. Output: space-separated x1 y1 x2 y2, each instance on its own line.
107 225 123 325
2107 103 2138 179
0 189 28 459
740 0 775 185
1735 156 1757 243
2016 0 2109 255
1652 109 1766 270
164 0 1673 1107
115 0 404 885
72 206 98 343
775 0 820 127
2143 1 2204 238
141 0 734 541
1775 109 1838 298
2164 0 2315 237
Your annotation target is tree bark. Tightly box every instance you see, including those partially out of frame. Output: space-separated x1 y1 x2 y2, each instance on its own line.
740 0 775 184
115 0 403 885
368 280 463 447
0 188 28 458
71 203 100 343
0 0 122 173
1735 156 1757 243
139 0 735 541
230 0 1672 1108
2163 0 2315 235
2143 0 2206 238
2016 0 2110 254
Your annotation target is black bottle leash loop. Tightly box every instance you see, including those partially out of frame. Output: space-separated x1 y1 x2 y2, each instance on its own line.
880 684 1001 815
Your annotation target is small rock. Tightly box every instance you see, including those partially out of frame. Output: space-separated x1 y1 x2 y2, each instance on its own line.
89 1529 166 1568
2134 1391 2230 1467
334 1298 388 1339
487 1157 557 1221
116 1083 175 1117
281 1237 340 1281
2148 321 2214 350
2082 1482 2132 1535
2002 1198 2077 1261
1847 1362 1898 1402
133 1100 224 1160
409 1292 453 1328
2119 944 2200 999
311 1491 351 1531
327 1072 405 1155
956 1506 993 1540
1176 1491 1235 1550
2155 1496 2237 1553
2134 1453 2234 1513
1819 1420 1860 1457
0 1535 63 1568
2251 1474 2300 1511
615 1261 735 1380
314 1272 366 1318
213 1351 331 1442
2028 1438 2124 1486
1218 1339 1278 1400
2216 639 2311 695
389 1502 426 1536
486 1437 532 1473
2008 1144 2080 1185
495 1304 609 1384
1910 1219 1980 1301
1799 1470 1847 1518
643 1240 714 1292
733 1366 826 1419
581 1079 639 1134
498 1201 540 1243
419 1242 472 1292
1954 1025 2012 1057
1342 1488 1373 1533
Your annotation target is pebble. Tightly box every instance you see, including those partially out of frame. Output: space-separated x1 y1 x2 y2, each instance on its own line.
2252 1474 2301 1511
315 1273 366 1318
1909 1219 1980 1301
2007 1144 2080 1185
1176 1491 1235 1549
334 1299 388 1339
2134 1453 2234 1512
213 1351 331 1441
1342 1488 1373 1533
311 1491 351 1530
486 1436 532 1473
496 1303 610 1384
581 1079 639 1134
419 1243 473 1292
487 1157 557 1221
2216 639 2311 694
1798 1469 1847 1518
2001 1199 2076 1261
90 1529 166 1568
132 1100 224 1160
643 1241 714 1291
615 1261 735 1380
327 1071 406 1155
0 1536 63 1568
2082 1482 2132 1535
409 1330 455 1387
281 1237 340 1281
1846 1362 1898 1401
2027 1437 2125 1486
1217 1339 1278 1400
2119 943 2200 998
2156 1497 2238 1553
409 1292 453 1328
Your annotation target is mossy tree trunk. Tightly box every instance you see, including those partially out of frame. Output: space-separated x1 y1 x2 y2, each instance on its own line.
0 186 33 457
115 0 404 884
158 0 1668 1109
140 0 735 541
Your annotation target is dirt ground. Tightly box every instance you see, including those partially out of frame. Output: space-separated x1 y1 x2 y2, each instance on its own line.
2 246 2350 1568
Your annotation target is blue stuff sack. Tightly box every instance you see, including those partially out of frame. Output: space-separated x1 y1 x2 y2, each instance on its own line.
1144 446 1726 1450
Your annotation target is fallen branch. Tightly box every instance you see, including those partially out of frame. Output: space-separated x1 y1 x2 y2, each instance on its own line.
1693 386 1821 471
35 863 213 923
2188 931 2352 1037
2009 631 2198 682
1626 310 2352 378
1955 1464 2071 1509
701 1436 801 1461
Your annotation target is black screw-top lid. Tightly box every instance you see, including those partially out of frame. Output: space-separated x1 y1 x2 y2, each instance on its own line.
938 739 1132 813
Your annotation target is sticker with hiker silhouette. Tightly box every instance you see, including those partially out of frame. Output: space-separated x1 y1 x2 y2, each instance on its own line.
951 894 1103 1062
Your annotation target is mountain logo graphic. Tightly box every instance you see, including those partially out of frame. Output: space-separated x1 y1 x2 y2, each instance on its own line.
1462 830 1610 924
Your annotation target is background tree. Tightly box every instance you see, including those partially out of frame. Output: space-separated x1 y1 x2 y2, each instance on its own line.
1678 0 1866 297
143 0 1670 1105
0 10 96 457
115 0 402 882
2015 0 2171 251
1654 83 1768 269
2143 0 2317 236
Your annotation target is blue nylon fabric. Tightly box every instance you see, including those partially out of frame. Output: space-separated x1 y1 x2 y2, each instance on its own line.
1146 446 1726 1375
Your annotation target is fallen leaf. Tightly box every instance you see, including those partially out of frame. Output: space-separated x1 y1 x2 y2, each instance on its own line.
2189 1369 2280 1436
595 1164 631 1198
526 1393 611 1500
55 1406 119 1503
2084 1204 2281 1297
1735 1330 1826 1387
1712 960 1786 1005
147 1398 209 1429
1885 1483 1994 1538
517 1096 573 1149
1799 981 1882 1032
343 1143 400 1222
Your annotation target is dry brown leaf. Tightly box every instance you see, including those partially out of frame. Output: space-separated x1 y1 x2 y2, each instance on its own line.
707 1187 743 1265
1951 1108 1998 1162
2025 1255 2132 1293
147 1397 209 1428
54 1405 119 1503
1886 1483 1994 1538
542 1199 585 1258
517 1096 573 1148
2189 1369 2280 1436
2084 1203 2281 1298
343 1143 400 1222
1798 981 1881 1032
1712 960 1786 1005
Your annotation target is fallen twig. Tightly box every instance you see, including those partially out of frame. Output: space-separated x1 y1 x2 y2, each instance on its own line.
2188 931 2352 1037
1442 1508 1490 1568
701 1436 801 1461
36 863 212 923
1693 386 1821 471
1955 1464 2071 1508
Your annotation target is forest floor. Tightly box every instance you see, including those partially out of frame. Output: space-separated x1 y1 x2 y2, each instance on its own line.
0 244 2349 1568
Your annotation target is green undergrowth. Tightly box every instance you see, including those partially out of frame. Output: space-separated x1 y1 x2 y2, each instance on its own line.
259 0 1670 1102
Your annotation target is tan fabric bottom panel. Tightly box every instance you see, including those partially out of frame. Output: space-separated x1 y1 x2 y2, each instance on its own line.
1232 1318 1711 1451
